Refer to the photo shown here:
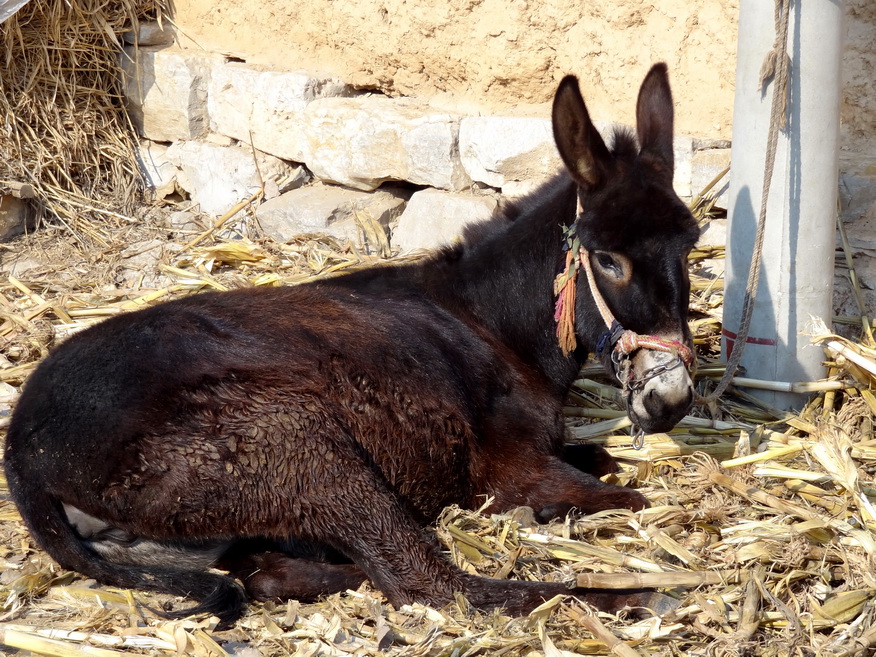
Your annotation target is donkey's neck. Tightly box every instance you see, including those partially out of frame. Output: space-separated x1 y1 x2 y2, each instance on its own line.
423 176 584 392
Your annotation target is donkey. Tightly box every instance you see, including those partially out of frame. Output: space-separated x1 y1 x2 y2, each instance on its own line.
4 63 699 627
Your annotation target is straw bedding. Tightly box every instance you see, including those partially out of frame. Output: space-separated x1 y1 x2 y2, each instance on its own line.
0 179 874 657
2 3 876 655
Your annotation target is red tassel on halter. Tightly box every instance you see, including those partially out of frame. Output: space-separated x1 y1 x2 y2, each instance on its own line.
553 248 578 356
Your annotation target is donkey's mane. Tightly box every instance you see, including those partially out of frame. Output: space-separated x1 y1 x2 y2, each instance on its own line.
608 127 639 159
439 173 575 264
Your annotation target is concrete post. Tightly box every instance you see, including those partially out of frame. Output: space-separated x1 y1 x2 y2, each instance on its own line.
723 0 844 410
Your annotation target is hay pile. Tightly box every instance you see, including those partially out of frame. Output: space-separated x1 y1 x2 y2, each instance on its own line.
0 0 167 240
0 22 874 650
0 184 874 657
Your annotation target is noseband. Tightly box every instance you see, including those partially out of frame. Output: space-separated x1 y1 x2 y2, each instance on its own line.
553 205 695 444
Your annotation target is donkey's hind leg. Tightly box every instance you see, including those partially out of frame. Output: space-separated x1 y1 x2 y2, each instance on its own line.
245 453 668 618
314 463 656 616
323 482 465 609
223 551 367 602
263 430 468 610
462 576 677 618
327 491 620 616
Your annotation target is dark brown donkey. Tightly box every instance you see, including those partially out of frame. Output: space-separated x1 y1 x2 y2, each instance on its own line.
4 64 699 626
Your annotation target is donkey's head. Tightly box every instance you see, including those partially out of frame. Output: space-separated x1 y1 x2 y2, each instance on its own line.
552 64 700 434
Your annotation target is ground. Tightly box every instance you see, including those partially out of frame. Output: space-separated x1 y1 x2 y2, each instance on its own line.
1 200 876 656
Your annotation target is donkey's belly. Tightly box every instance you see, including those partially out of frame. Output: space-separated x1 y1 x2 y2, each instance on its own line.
64 504 230 569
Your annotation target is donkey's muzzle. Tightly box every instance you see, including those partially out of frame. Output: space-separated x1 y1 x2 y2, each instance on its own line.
624 348 694 434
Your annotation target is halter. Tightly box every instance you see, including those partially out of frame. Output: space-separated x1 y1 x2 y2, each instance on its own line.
553 200 695 445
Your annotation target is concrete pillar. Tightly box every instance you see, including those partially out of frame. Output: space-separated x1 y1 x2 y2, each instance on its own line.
723 0 844 409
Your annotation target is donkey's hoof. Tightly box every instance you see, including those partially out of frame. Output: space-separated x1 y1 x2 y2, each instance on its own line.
627 591 681 618
535 488 649 522
572 589 679 618
614 488 649 512
563 443 621 477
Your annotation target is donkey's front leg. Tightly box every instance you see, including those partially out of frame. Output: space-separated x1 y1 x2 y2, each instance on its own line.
562 443 621 478
488 455 648 522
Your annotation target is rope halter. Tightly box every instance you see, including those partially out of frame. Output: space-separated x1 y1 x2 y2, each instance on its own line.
553 201 696 445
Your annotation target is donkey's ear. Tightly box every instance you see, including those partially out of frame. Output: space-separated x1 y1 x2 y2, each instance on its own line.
552 75 611 189
635 63 675 173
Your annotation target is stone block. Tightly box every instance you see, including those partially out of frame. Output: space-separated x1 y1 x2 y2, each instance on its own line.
121 46 222 142
839 155 876 223
0 380 18 422
695 258 725 281
672 135 694 199
120 238 166 269
392 189 499 253
123 21 175 46
835 252 876 327
832 195 876 334
501 179 545 198
208 64 354 164
166 211 205 234
459 116 561 189
0 255 40 277
691 148 731 209
850 254 876 296
118 238 173 289
697 217 727 247
165 140 309 217
302 96 471 191
136 141 179 200
0 195 29 242
256 183 409 246
840 201 876 256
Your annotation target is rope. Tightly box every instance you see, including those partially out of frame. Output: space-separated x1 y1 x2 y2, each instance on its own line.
616 331 695 369
579 246 617 328
553 248 578 355
699 0 792 405
578 244 693 367
553 239 693 368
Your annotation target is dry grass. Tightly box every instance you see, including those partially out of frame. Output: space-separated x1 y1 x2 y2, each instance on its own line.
0 186 874 657
0 0 168 241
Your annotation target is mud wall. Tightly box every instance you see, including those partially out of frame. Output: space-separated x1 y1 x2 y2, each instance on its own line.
169 0 875 155
171 0 739 140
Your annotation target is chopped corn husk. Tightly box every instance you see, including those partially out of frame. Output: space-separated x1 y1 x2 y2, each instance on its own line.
3 168 876 656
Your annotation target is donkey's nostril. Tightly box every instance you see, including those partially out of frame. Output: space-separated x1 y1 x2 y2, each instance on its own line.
637 381 694 433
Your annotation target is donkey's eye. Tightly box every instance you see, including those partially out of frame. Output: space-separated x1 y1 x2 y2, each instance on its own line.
591 251 632 284
594 252 623 277
596 252 617 269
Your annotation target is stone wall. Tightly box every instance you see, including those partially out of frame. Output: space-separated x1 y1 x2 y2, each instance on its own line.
123 3 876 319
169 0 740 141
123 32 731 254
166 0 876 161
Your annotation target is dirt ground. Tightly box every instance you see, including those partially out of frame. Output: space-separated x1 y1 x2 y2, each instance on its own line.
1 197 876 656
